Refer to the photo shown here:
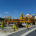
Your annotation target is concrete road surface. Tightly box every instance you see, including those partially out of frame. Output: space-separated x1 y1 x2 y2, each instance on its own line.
7 25 36 36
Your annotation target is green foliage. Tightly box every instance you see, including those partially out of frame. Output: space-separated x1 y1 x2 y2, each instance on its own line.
0 18 4 21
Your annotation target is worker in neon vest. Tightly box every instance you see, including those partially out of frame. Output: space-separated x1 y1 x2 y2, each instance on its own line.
35 22 36 25
26 23 29 30
7 21 9 25
4 22 6 27
26 23 28 26
26 23 28 28
13 24 18 31
1 20 4 30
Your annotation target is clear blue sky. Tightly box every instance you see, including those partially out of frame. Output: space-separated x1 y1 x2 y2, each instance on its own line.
0 0 36 19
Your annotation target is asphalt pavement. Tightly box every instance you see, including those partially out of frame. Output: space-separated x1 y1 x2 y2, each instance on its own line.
7 25 36 36
26 29 36 36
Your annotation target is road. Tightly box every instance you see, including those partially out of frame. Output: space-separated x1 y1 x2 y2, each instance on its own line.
26 29 36 36
7 25 36 36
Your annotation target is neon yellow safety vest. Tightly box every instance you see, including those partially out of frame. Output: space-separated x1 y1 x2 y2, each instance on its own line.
13 25 17 29
1 22 4 27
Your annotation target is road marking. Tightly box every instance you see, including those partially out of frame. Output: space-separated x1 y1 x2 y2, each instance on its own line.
21 27 36 36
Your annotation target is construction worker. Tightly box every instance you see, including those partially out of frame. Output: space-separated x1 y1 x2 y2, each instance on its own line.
4 22 6 26
15 23 18 29
26 23 29 30
7 21 9 26
35 22 36 25
26 23 28 28
27 25 29 30
13 24 18 31
30 23 31 26
26 26 27 28
31 23 32 26
1 20 4 30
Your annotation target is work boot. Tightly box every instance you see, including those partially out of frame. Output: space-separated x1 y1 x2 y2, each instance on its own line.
28 28 29 30
16 29 18 31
